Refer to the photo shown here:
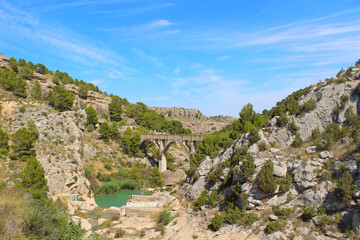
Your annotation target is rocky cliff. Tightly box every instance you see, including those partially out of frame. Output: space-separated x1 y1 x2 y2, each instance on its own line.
184 66 360 239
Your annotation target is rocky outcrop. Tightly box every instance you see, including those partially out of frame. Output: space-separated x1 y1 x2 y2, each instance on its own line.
11 105 90 197
0 54 11 70
295 80 359 140
162 169 186 186
148 106 236 134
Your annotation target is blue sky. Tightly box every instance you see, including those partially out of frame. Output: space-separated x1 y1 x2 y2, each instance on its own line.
0 0 360 117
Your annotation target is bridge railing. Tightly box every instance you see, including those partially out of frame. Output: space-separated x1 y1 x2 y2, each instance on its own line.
140 134 203 141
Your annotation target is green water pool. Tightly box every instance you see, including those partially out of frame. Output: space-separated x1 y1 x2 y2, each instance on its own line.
94 189 151 208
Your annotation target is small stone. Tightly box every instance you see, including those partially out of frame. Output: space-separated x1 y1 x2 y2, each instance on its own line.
305 146 316 154
269 214 278 221
296 227 309 235
269 148 280 153
319 151 333 159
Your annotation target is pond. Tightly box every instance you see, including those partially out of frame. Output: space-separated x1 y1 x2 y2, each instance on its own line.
94 189 151 208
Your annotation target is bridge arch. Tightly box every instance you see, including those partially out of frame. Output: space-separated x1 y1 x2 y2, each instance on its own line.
140 134 203 172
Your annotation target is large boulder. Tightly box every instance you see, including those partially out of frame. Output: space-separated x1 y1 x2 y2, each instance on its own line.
162 169 186 186
188 177 207 199
294 162 318 191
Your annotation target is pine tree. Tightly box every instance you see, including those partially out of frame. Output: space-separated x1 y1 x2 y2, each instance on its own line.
48 86 75 111
85 106 98 126
18 156 49 196
109 101 123 122
256 160 277 194
30 80 42 100
151 166 164 187
0 128 9 150
10 127 37 160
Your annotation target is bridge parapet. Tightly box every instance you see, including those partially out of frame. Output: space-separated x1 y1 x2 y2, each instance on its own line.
140 134 203 142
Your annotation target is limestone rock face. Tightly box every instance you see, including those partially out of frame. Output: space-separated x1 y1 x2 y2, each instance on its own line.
188 177 207 199
295 80 359 140
12 106 90 197
162 169 186 186
294 162 318 191
0 54 11 70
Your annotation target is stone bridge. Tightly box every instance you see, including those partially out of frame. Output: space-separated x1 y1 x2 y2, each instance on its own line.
140 134 204 172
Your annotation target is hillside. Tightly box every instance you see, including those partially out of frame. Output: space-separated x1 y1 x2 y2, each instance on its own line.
0 52 360 240
149 106 236 134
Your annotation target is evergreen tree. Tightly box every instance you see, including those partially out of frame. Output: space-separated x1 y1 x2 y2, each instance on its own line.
13 76 27 98
48 86 75 111
0 128 9 150
78 85 88 99
20 65 33 79
18 58 27 67
129 165 141 183
109 101 123 122
150 166 164 187
34 63 47 74
18 156 49 196
10 127 37 160
85 106 98 126
256 160 277 194
9 57 18 72
30 80 43 100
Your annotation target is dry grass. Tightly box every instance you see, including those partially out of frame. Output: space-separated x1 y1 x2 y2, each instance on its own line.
0 193 30 239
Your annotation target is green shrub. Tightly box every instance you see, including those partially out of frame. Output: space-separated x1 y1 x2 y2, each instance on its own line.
208 190 218 207
334 173 356 203
194 190 208 210
85 106 98 126
17 156 49 196
276 113 288 127
240 156 255 180
272 206 293 218
256 160 277 194
206 165 224 184
48 86 75 111
157 210 172 226
10 127 37 160
0 128 9 150
98 122 118 139
287 121 299 135
150 166 164 187
103 163 112 171
258 141 267 151
340 94 349 109
20 65 33 79
345 106 357 127
291 134 303 148
265 220 286 234
301 100 316 113
114 229 125 238
301 206 316 221
210 214 224 231
94 180 139 195
352 82 360 96
277 173 292 193
109 100 123 122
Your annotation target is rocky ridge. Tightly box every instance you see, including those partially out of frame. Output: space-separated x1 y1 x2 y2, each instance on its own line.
149 106 236 134
183 67 360 239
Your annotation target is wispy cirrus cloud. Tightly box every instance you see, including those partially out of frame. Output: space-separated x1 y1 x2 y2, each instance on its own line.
0 1 134 72
90 2 176 16
132 48 163 67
